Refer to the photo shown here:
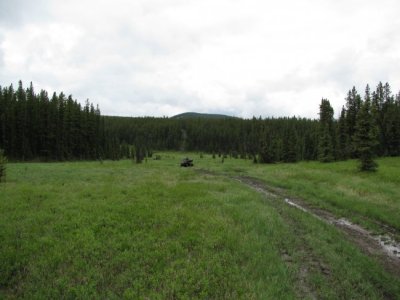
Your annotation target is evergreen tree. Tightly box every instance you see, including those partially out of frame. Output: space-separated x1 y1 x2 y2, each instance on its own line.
318 98 334 162
2 80 399 164
16 80 30 159
392 93 400 155
336 106 348 160
380 83 398 156
319 125 334 162
345 87 362 157
0 148 6 182
353 96 378 171
371 82 385 155
0 81 115 161
0 86 4 150
258 139 275 163
135 145 144 163
282 124 297 163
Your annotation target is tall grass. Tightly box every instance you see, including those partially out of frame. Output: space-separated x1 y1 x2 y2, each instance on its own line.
200 155 400 232
0 156 399 298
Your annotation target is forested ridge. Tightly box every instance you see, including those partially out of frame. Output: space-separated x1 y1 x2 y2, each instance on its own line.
1 81 399 163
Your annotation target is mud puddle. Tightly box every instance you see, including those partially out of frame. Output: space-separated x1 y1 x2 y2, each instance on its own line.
284 198 308 213
376 235 400 259
234 176 400 275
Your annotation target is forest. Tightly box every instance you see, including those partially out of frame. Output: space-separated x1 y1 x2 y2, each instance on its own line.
0 81 399 164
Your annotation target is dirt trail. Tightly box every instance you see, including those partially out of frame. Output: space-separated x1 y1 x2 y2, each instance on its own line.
234 175 400 277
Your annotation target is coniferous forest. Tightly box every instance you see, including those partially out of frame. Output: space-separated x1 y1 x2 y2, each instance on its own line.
0 81 105 161
0 81 399 164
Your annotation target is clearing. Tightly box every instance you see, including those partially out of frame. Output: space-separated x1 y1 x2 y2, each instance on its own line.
0 154 399 299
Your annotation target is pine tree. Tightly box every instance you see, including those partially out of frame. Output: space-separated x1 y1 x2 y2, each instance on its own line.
0 86 4 150
319 125 334 162
392 93 400 155
345 87 362 157
318 98 334 162
380 83 398 156
353 96 378 171
282 125 297 163
0 148 6 182
16 80 30 159
26 82 37 158
336 106 348 160
371 83 385 155
258 139 275 163
0 81 112 161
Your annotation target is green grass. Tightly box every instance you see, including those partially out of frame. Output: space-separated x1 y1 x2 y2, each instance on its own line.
200 155 400 233
0 154 399 298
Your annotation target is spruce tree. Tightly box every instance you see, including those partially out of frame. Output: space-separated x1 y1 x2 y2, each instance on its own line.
318 98 334 162
345 87 362 156
354 96 378 171
0 148 6 182
258 139 275 163
0 86 4 149
319 125 334 162
282 125 297 163
371 83 385 155
392 93 400 155
336 106 348 160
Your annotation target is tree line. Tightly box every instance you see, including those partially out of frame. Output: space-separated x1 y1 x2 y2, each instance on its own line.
103 115 319 163
0 81 399 168
0 81 114 161
318 82 400 170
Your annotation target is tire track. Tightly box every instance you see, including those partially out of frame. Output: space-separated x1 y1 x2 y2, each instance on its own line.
234 175 400 277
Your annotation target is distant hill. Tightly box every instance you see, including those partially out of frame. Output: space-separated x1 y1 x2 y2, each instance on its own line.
172 112 235 119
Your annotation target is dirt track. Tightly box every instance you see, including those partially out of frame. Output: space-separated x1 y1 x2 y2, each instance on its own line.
234 175 400 278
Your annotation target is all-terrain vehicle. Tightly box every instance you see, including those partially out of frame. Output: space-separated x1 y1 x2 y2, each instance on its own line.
180 157 193 167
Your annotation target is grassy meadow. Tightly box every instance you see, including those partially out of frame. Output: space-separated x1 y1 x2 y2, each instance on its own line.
0 154 399 299
202 156 400 235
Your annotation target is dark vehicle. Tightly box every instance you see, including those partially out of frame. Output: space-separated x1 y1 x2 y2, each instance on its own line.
180 157 193 167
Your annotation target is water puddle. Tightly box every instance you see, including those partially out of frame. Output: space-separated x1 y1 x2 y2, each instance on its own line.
284 198 308 213
288 203 400 260
376 235 400 258
333 218 400 258
333 218 368 234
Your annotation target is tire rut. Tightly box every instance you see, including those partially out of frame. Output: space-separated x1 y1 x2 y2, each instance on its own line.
233 175 400 278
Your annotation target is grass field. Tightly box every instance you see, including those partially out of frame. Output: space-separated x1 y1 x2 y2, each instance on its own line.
1 154 399 299
201 156 400 235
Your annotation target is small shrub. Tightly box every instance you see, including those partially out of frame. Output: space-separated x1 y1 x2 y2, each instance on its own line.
231 151 238 159
0 149 7 182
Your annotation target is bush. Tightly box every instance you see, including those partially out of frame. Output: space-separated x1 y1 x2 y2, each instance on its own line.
0 149 7 182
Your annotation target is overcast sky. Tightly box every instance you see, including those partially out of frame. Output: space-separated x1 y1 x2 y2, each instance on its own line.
1 0 400 118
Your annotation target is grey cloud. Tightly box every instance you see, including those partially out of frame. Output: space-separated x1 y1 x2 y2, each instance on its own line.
314 50 360 91
0 0 49 27
314 47 400 94
243 93 292 118
2 0 400 119
69 68 203 117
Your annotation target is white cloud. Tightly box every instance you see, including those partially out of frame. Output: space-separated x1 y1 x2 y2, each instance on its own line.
1 0 400 118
